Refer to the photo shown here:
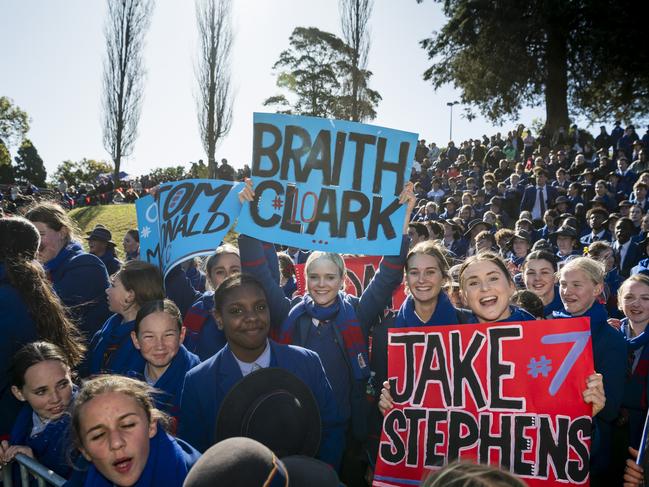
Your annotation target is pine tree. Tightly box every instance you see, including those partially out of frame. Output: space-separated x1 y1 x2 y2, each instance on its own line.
14 138 46 186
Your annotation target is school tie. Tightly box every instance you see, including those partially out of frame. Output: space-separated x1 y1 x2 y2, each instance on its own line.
538 188 546 215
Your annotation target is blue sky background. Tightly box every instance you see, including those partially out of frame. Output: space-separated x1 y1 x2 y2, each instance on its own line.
2 1 563 178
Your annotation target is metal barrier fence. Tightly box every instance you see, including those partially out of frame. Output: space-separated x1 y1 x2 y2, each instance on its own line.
1 453 66 487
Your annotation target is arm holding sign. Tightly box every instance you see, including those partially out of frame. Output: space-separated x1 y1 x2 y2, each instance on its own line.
624 448 643 487
356 184 415 332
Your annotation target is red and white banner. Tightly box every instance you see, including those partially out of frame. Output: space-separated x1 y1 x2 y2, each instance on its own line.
373 318 594 487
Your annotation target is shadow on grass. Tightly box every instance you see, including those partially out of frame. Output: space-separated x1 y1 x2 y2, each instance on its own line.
70 206 105 230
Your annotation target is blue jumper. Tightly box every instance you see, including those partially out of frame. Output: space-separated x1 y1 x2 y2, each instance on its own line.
87 314 144 375
0 263 39 437
553 301 626 473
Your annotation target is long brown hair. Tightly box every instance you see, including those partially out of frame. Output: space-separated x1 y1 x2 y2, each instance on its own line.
0 217 85 367
24 201 82 244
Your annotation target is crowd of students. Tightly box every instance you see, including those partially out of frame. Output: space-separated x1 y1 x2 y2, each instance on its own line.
1 122 649 486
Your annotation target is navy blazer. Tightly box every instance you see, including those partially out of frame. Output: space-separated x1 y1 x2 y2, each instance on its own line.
519 185 559 213
178 341 345 469
617 241 642 277
580 230 612 247
48 245 110 337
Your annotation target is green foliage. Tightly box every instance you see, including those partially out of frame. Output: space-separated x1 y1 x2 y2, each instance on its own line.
0 97 30 147
13 138 46 186
51 159 113 187
149 166 187 182
264 26 380 120
189 160 210 179
418 0 649 131
0 139 13 184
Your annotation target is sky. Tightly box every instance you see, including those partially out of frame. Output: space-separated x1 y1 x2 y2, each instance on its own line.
0 0 554 179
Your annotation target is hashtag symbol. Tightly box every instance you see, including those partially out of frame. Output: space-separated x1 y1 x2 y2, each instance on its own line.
271 196 283 210
527 356 552 378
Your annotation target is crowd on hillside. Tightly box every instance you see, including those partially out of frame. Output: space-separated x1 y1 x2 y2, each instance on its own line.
2 120 649 486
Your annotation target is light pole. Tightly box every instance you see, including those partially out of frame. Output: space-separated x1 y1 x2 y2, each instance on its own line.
446 101 459 141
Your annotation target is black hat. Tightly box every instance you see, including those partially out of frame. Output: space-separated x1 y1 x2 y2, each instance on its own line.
619 200 633 208
510 230 531 243
183 437 339 487
532 239 554 252
85 224 115 246
553 196 570 207
443 197 458 206
215 368 321 458
551 225 578 238
580 168 594 177
464 219 492 237
488 196 505 206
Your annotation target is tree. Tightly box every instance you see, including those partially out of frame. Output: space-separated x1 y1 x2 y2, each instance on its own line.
51 159 113 187
339 0 381 121
0 97 30 147
418 0 649 135
13 138 46 186
149 166 187 182
101 0 153 186
264 26 380 120
0 138 13 184
195 0 233 179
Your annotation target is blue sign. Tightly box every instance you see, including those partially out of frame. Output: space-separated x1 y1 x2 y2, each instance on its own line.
135 179 242 279
236 113 417 254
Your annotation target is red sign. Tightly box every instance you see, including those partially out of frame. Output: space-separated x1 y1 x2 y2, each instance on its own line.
294 256 406 310
373 318 594 487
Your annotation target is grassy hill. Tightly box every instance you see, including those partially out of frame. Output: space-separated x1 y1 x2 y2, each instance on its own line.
69 204 137 250
68 203 237 252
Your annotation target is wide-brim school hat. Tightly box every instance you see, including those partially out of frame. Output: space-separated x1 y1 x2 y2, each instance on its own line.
550 225 578 238
183 437 339 487
215 368 321 458
85 224 116 246
464 219 492 237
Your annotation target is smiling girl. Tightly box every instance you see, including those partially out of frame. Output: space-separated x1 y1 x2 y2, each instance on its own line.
522 250 563 317
1 342 77 479
394 241 461 327
458 252 535 323
130 299 199 424
70 375 199 487
183 245 241 361
553 257 626 475
237 179 414 472
87 261 164 375
617 274 649 450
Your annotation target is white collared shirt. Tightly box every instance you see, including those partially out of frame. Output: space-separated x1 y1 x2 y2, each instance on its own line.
234 340 271 376
532 185 547 220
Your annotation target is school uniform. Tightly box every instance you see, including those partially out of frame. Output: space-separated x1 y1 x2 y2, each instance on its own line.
468 306 536 324
68 428 199 487
178 341 345 469
98 249 121 276
238 234 407 442
8 395 76 479
0 263 39 437
620 319 649 449
44 242 110 337
165 265 201 319
87 314 144 376
183 292 227 361
130 346 200 422
392 293 461 328
542 288 564 318
553 301 626 473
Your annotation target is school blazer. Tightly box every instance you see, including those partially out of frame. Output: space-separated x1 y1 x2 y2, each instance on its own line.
178 340 345 467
